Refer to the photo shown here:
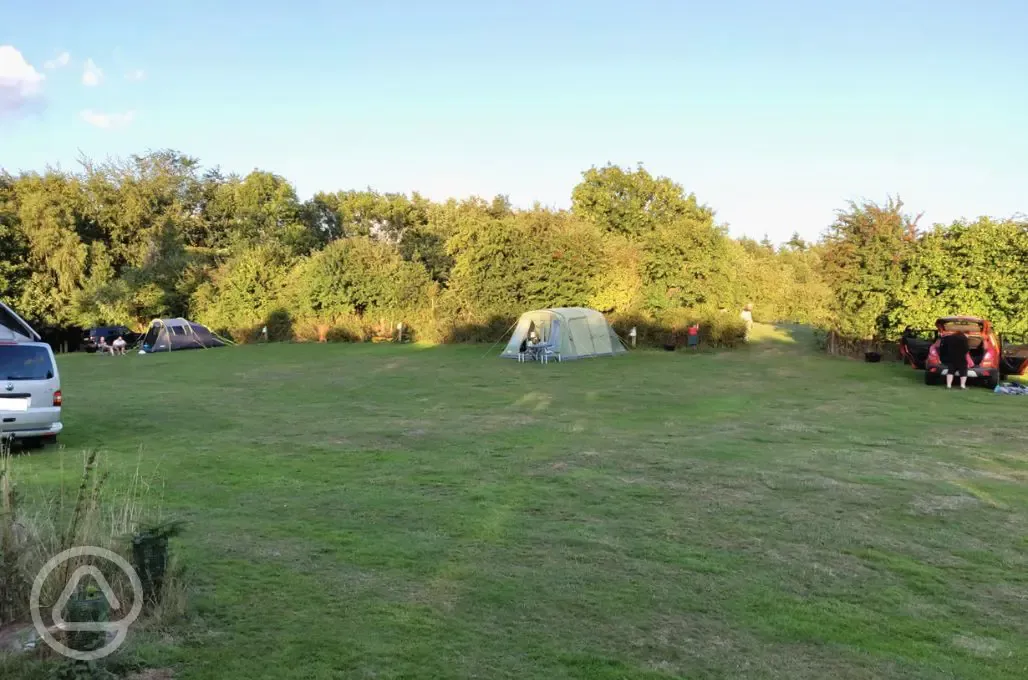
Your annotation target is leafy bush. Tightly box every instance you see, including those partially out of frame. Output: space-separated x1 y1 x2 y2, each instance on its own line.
610 307 746 349
7 151 1021 353
285 237 433 328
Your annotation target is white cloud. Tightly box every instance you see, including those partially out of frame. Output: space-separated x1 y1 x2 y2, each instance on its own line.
43 51 71 70
82 58 103 86
0 45 45 112
125 68 145 81
80 109 135 129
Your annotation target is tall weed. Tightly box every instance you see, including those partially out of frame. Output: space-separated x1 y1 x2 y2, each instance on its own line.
0 448 184 634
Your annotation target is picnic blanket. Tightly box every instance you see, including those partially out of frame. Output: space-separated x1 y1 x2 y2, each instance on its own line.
994 383 1028 395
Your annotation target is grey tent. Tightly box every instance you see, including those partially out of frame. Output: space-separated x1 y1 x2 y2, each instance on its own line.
139 318 226 353
0 300 40 343
501 307 626 361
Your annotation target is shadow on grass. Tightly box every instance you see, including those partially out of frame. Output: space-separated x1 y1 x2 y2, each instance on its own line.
742 324 821 354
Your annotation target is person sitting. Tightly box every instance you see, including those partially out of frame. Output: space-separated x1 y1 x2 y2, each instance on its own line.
97 336 111 355
112 335 128 355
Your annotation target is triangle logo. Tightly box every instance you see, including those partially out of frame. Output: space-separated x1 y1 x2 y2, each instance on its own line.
51 566 122 631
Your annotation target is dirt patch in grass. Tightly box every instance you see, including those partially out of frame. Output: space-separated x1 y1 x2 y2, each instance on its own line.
126 671 175 680
951 633 1003 658
628 614 918 679
910 493 980 514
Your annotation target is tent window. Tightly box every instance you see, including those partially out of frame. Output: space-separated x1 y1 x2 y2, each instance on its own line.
171 326 185 336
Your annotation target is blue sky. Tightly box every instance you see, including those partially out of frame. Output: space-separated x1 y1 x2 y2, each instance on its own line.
1 0 1026 242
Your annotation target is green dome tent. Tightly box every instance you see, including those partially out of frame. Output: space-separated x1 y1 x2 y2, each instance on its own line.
500 307 626 361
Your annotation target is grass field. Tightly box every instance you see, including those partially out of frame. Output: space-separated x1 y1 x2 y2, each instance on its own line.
5 326 1028 679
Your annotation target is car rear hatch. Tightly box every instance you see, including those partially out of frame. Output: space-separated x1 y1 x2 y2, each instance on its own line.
936 318 988 366
0 343 60 433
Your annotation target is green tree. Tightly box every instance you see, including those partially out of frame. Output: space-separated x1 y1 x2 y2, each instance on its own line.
230 171 319 254
305 189 429 244
821 198 919 340
891 218 1028 335
192 243 296 335
640 218 735 312
784 232 809 251
445 209 602 318
571 163 713 237
0 174 28 301
286 237 432 323
11 171 93 326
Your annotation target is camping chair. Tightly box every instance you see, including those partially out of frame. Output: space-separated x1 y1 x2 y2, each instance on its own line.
537 343 560 364
521 342 547 363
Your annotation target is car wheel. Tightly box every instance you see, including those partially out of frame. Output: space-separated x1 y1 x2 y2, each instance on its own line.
924 372 938 386
986 373 1000 390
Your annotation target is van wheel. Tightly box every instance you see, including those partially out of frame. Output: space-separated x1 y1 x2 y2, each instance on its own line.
925 372 938 386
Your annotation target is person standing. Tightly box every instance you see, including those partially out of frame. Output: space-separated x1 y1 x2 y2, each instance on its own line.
740 304 754 340
940 330 970 389
687 323 700 350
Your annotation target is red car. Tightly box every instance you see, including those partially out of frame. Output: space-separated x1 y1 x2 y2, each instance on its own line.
924 316 1000 388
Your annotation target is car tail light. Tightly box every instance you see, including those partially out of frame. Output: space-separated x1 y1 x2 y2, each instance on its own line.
53 390 62 407
982 349 997 367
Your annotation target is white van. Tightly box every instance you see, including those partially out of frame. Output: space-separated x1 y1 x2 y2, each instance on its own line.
0 340 63 446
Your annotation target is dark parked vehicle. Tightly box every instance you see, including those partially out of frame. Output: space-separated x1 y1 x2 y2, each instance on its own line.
83 326 139 353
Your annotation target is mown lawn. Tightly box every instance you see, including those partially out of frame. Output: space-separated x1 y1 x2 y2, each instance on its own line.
7 326 1028 679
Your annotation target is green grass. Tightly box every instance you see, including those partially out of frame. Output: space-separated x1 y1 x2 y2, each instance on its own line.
6 326 1028 679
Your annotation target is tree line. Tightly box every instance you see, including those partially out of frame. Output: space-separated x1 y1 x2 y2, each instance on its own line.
0 150 1024 348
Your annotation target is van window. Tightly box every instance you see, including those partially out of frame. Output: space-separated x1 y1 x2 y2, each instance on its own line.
0 345 55 381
